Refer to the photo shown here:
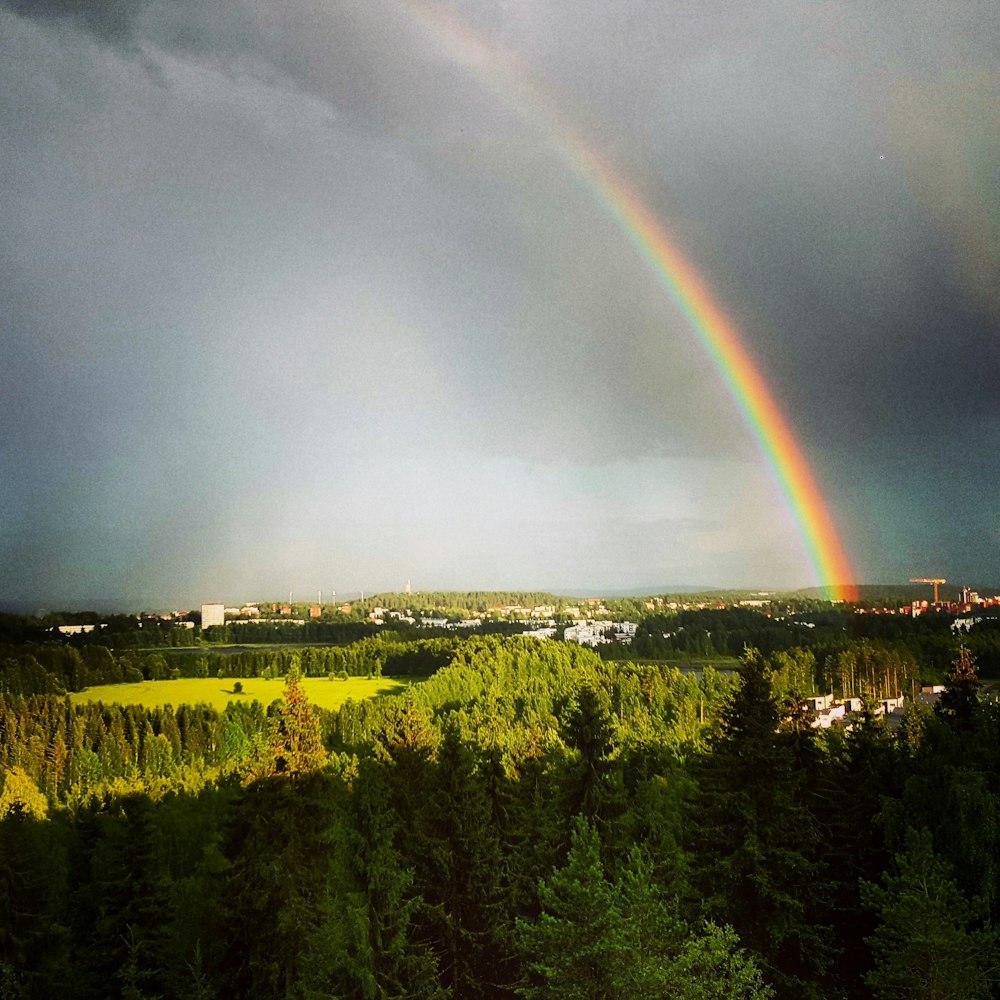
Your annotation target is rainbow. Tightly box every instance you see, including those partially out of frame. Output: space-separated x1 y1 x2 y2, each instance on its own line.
399 2 858 600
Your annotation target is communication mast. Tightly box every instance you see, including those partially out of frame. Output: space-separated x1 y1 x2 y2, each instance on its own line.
910 577 946 603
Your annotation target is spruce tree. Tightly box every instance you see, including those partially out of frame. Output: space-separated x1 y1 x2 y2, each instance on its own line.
936 643 981 731
325 760 444 999
264 670 328 779
515 816 622 1000
420 724 512 998
687 649 833 998
862 828 1000 1000
558 684 624 843
219 773 338 999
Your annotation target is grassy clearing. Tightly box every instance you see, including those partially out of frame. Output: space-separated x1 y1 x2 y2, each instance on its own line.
68 675 419 712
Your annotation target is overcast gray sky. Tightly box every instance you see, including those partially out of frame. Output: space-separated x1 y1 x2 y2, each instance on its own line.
2 0 998 608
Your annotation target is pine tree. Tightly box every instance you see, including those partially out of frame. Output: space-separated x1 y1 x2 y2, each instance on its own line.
862 828 1000 1000
611 846 684 998
558 685 624 841
263 671 328 779
517 818 774 1000
0 790 71 998
73 795 173 1000
936 643 981 731
821 706 902 996
419 724 512 998
687 649 833 999
220 772 339 999
516 816 622 1000
665 922 775 1000
325 760 444 999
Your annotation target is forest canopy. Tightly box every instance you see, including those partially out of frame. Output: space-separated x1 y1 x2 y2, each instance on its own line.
0 628 998 998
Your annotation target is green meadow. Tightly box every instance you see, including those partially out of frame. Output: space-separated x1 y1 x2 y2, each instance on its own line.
68 675 417 712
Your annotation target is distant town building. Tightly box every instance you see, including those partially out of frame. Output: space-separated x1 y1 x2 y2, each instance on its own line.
952 617 979 633
919 685 945 707
201 603 225 628
232 618 305 626
309 604 321 618
812 704 846 728
523 627 557 640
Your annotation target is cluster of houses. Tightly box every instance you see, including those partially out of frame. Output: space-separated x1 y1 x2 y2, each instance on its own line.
564 621 639 646
358 606 640 648
806 687 945 730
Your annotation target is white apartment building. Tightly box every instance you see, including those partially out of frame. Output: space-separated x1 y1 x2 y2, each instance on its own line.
201 602 225 628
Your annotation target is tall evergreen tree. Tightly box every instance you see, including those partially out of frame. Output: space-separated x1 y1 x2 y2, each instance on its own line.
419 724 513 999
219 773 338 999
936 643 981 731
687 649 833 998
820 706 902 997
324 760 443 1000
517 817 774 1000
515 816 622 1000
862 828 1000 1000
72 796 173 1000
0 803 70 999
558 684 625 845
263 671 328 779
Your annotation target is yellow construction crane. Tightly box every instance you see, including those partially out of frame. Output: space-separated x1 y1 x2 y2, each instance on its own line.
910 577 946 603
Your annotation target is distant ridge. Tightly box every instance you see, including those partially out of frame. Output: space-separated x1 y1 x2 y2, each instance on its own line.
5 583 999 618
550 585 716 599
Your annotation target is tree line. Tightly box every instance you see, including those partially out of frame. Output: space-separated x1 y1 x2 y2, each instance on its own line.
0 637 460 697
627 605 1000 677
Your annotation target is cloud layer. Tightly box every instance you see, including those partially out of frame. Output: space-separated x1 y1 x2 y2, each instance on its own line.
2 0 998 606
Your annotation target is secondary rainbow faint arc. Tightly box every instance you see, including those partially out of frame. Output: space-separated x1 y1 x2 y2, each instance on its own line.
399 1 858 600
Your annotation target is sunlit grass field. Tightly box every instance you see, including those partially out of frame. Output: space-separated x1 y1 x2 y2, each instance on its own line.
69 675 419 712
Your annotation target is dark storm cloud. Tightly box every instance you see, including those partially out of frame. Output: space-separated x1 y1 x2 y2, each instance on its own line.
0 0 252 59
1 0 150 45
1 0 498 143
517 0 1000 466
